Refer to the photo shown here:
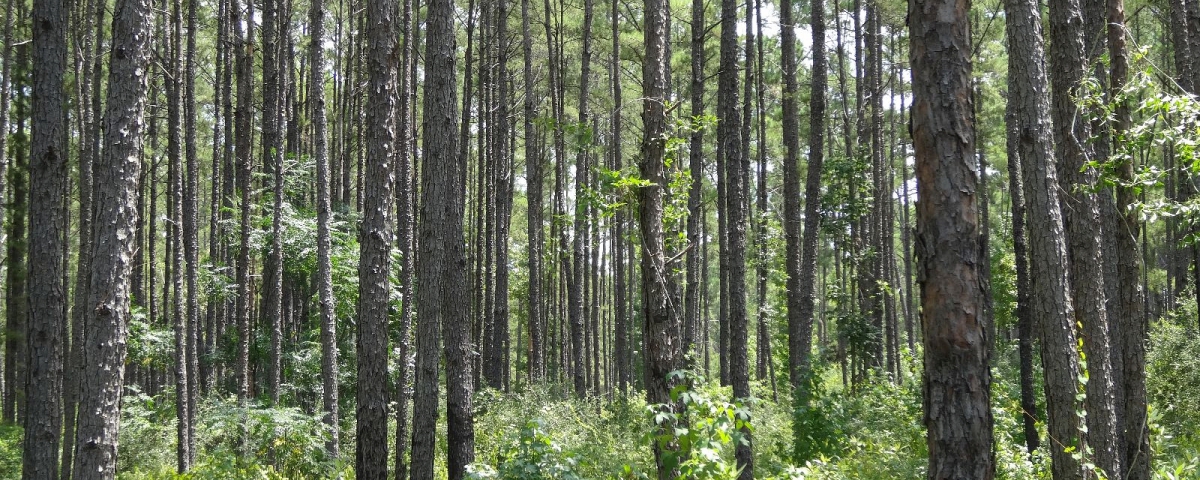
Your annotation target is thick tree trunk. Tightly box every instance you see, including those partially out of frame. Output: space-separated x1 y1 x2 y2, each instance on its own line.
413 0 472 476
357 0 398 473
909 0 995 475
73 0 152 473
641 0 682 475
24 0 68 472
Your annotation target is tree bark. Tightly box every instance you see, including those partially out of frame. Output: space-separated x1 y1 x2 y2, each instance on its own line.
1106 1 1150 476
394 0 416 471
909 0 995 475
24 0 69 472
1005 102 1041 457
232 0 254 404
1005 0 1088 475
309 0 339 457
717 0 752 474
73 0 152 472
413 0 473 475
523 0 544 383
1049 0 1122 472
641 0 682 475
357 0 398 473
0 0 17 426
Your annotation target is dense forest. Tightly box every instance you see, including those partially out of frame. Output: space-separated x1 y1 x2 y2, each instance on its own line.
2 0 1200 475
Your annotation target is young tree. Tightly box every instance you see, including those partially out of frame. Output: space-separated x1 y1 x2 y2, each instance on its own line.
909 0 994 476
73 0 153 472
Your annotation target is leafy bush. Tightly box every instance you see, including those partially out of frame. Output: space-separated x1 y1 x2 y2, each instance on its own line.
645 371 748 480
1147 313 1200 478
1147 318 1200 437
470 384 651 478
118 394 345 479
466 419 582 480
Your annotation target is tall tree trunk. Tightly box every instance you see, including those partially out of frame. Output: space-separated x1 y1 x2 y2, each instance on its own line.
1107 1 1150 476
783 0 825 396
610 0 628 393
182 0 200 460
357 0 398 473
1005 0 1087 475
3 92 26 423
73 0 152 472
62 0 100 470
684 0 703 364
909 0 995 475
1006 101 1041 457
413 0 473 475
568 0 594 397
641 0 683 473
487 0 513 392
394 0 415 471
1049 0 1121 472
25 0 68 472
523 0 544 383
233 0 254 404
0 0 17 426
308 0 338 458
167 0 192 467
261 0 285 407
717 0 752 474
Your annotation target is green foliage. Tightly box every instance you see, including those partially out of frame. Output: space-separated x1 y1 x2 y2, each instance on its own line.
466 419 583 480
118 394 345 479
471 385 652 478
1147 312 1200 454
791 365 838 465
645 371 750 480
0 424 22 478
127 306 175 370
